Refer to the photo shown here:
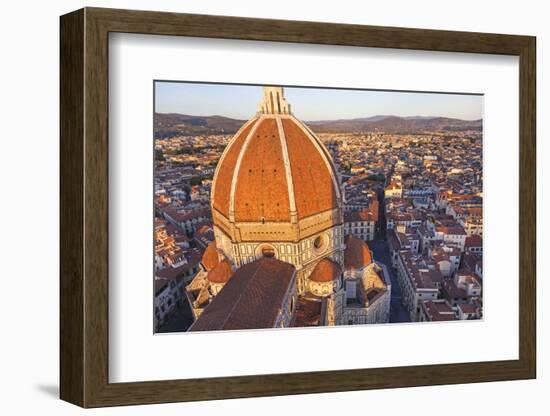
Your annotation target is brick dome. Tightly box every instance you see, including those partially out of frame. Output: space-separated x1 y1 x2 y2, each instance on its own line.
309 258 342 283
211 87 342 232
207 259 233 284
201 241 219 271
344 235 373 270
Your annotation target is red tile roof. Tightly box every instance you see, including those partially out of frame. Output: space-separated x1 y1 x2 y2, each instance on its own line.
458 303 478 314
234 118 291 222
201 241 219 271
212 119 258 216
422 300 456 321
207 259 233 284
309 258 341 282
344 208 376 223
282 118 338 219
344 235 372 270
292 296 323 327
190 258 296 331
211 116 339 222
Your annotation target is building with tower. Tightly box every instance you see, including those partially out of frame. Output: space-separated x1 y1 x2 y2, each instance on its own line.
186 86 390 331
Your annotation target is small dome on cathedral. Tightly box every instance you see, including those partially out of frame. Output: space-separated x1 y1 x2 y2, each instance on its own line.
344 235 373 270
207 259 233 284
211 87 342 234
201 241 219 271
309 258 342 283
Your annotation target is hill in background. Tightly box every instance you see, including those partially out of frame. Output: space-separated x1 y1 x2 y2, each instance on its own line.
307 115 482 133
154 113 482 138
154 113 246 138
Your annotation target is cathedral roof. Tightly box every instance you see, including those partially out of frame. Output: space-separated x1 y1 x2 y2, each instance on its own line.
344 235 373 270
201 241 219 271
211 87 341 225
309 258 342 283
190 258 296 331
207 259 233 284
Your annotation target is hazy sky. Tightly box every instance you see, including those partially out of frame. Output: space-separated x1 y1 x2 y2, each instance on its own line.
154 81 483 121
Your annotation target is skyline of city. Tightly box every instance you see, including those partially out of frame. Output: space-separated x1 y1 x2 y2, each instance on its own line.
155 81 484 121
153 85 483 333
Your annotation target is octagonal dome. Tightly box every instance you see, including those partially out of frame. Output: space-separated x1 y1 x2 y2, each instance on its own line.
211 87 342 233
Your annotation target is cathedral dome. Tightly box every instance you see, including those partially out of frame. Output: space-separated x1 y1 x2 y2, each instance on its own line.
344 235 373 270
207 259 233 284
309 258 342 283
201 241 219 271
211 87 342 241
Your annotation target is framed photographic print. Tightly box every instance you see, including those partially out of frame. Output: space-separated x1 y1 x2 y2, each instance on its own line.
60 7 536 408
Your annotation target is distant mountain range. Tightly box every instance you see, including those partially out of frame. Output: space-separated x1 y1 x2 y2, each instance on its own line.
306 115 482 133
154 113 246 138
154 112 482 138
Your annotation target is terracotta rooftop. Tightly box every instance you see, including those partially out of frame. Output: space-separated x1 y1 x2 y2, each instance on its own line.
309 258 342 283
463 251 482 272
435 225 467 236
442 280 468 300
189 258 296 331
201 241 219 271
344 235 372 270
207 259 233 284
292 296 323 327
282 118 338 219
421 300 456 322
458 303 478 314
211 119 257 217
163 206 210 223
399 251 439 290
155 264 186 281
344 208 376 223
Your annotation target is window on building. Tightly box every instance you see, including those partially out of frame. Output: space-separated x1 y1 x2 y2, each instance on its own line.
262 246 275 258
313 234 328 254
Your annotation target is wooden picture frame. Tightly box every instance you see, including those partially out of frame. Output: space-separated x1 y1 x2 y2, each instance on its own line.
60 7 536 408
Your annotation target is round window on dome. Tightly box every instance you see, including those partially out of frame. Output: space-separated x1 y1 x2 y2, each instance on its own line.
256 244 277 259
313 234 328 254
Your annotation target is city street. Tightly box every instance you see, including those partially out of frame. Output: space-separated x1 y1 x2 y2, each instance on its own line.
369 239 411 323
158 297 195 333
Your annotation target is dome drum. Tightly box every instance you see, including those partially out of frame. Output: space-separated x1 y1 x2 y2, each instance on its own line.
212 206 342 244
